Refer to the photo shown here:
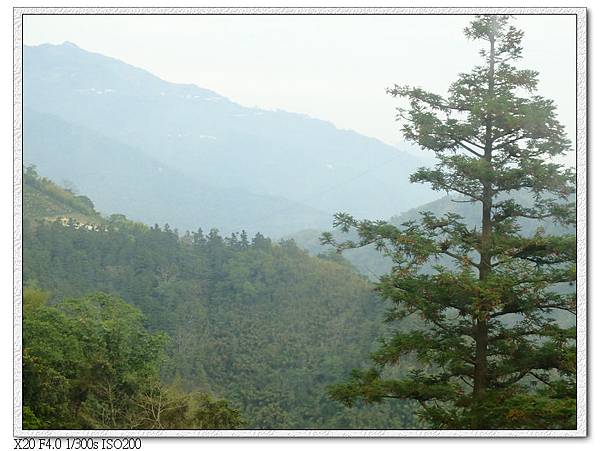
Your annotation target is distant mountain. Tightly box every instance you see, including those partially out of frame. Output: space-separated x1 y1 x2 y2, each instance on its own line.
24 109 332 236
23 42 437 235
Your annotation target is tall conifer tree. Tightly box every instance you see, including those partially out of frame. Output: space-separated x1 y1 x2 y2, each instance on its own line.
323 15 576 429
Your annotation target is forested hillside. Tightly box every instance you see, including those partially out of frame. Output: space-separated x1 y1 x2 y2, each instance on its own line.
23 289 244 430
23 170 418 429
24 165 102 224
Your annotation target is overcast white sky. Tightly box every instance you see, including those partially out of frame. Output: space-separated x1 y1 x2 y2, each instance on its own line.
23 14 576 162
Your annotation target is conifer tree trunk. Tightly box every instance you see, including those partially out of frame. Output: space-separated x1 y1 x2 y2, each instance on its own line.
472 20 496 429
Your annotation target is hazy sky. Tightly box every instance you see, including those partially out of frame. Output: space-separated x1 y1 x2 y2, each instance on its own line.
23 14 576 162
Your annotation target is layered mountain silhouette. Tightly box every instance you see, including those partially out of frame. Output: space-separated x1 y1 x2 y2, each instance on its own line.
23 42 437 236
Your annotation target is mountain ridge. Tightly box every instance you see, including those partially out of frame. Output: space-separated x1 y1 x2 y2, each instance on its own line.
24 108 333 236
24 41 438 232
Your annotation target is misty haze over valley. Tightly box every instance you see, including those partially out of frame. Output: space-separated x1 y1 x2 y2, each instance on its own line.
24 42 440 237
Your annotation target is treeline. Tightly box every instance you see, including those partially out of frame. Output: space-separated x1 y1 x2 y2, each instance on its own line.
23 211 419 428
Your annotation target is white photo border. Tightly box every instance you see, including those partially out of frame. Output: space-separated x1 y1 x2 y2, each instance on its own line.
13 6 588 438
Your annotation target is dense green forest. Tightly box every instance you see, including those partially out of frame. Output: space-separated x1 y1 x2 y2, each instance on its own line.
23 289 244 429
23 168 418 429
